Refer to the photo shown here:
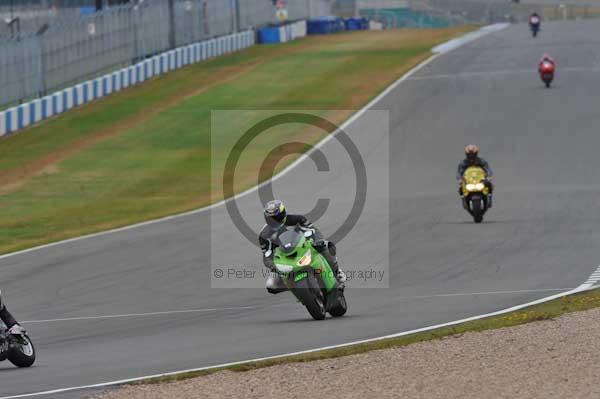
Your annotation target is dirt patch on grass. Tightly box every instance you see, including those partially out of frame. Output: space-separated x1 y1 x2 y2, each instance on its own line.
0 61 262 196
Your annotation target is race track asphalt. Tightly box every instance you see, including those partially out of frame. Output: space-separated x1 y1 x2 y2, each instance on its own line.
2 20 600 398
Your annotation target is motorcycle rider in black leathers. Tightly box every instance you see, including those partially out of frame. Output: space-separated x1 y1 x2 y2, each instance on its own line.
259 200 346 294
457 144 494 208
529 12 541 32
0 290 26 335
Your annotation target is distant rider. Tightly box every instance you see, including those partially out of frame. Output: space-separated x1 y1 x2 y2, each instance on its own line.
538 53 556 71
457 145 494 207
529 12 541 30
0 291 26 335
259 200 346 294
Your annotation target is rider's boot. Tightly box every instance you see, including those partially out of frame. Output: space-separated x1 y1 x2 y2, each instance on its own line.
266 273 288 294
320 246 346 284
486 181 494 208
458 185 468 210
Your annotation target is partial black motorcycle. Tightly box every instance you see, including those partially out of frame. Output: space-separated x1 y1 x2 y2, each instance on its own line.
0 326 36 367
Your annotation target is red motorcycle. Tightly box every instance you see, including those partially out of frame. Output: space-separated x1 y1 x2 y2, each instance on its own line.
539 60 555 88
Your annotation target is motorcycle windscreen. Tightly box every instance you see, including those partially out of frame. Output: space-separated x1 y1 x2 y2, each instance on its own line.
276 228 304 254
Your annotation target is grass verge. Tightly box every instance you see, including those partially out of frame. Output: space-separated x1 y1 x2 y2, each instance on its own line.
0 27 472 254
138 287 600 384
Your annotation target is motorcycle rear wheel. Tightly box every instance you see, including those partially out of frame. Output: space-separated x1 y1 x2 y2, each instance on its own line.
329 292 347 317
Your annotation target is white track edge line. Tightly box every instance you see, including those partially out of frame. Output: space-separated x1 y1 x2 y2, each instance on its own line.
432 23 509 54
578 265 600 290
0 24 508 262
1 284 594 399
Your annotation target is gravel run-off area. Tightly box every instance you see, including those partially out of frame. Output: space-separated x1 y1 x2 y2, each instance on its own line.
95 307 600 399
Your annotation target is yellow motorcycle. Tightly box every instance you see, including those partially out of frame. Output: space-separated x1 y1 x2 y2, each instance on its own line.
460 166 490 223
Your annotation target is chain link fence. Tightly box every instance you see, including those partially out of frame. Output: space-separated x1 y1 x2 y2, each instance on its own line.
334 0 481 29
334 0 512 27
419 0 512 24
511 2 600 23
0 0 324 108
0 1 96 38
2 0 522 109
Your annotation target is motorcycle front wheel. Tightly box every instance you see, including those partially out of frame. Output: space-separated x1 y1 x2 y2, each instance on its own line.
8 334 36 368
470 197 484 223
293 274 327 320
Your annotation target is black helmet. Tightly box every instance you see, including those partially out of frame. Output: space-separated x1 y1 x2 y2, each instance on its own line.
465 144 479 162
264 200 287 229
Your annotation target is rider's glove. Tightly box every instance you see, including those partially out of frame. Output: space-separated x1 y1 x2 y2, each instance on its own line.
314 240 327 251
299 226 316 235
8 324 26 335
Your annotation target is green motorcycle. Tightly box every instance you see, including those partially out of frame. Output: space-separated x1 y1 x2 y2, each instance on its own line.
266 225 347 320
